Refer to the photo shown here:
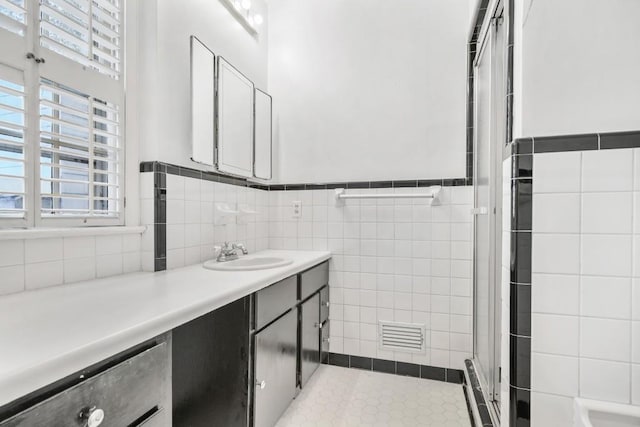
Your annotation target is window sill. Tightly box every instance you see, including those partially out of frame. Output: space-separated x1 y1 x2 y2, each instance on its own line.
0 226 147 241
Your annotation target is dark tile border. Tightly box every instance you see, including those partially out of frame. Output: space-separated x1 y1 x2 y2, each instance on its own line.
465 360 494 427
508 130 640 155
325 352 465 385
508 145 532 426
141 161 472 191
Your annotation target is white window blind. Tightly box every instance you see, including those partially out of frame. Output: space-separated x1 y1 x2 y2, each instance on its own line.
0 66 25 219
0 0 123 226
39 78 120 218
40 0 121 79
0 0 27 35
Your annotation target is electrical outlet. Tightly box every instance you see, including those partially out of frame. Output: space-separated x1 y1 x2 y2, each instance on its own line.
292 201 302 218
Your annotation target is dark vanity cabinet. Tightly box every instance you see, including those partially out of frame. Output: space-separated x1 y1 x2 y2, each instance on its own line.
251 261 330 426
172 297 251 427
172 261 330 427
0 261 330 427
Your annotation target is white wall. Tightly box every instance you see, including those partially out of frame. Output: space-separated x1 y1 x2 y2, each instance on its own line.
268 0 469 184
530 148 640 426
268 187 474 369
520 0 640 137
136 0 269 171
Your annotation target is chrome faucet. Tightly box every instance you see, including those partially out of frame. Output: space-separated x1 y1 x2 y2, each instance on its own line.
216 242 249 262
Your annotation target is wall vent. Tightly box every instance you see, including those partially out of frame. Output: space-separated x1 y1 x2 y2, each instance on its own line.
378 321 426 353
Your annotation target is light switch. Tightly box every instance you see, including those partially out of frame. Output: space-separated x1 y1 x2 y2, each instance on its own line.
292 201 302 218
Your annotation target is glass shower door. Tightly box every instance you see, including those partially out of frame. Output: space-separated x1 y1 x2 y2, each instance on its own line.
473 6 505 411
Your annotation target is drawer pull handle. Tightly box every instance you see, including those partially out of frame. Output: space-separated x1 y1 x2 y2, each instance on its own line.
315 322 322 329
322 301 330 308
256 380 266 390
79 406 105 427
323 337 330 343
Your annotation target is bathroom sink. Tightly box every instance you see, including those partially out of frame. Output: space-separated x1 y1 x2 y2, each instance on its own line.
203 256 293 271
574 398 640 427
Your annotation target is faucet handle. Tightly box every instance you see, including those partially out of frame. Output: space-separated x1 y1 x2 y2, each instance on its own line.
233 242 248 255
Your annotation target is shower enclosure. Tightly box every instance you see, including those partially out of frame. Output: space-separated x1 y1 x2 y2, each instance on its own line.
473 0 506 417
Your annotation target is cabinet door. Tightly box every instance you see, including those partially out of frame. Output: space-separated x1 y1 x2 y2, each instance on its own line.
173 298 250 427
300 293 321 388
254 310 297 427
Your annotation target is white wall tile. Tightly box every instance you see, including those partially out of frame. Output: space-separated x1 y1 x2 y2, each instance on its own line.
64 258 96 283
532 193 580 233
25 261 64 290
581 234 632 277
582 149 633 192
633 322 640 364
579 358 630 404
532 314 579 356
633 279 640 321
123 251 142 274
96 254 123 278
581 192 633 234
63 236 96 259
0 265 24 295
167 174 185 199
580 318 630 362
531 353 579 396
633 364 640 405
533 151 581 193
25 238 63 264
0 240 24 267
531 392 574 427
95 235 123 256
581 276 631 319
532 274 580 315
532 234 580 274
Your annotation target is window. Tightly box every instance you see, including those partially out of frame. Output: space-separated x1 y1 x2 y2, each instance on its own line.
0 0 123 227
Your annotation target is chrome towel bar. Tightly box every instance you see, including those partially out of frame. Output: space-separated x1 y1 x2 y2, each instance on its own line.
334 186 442 205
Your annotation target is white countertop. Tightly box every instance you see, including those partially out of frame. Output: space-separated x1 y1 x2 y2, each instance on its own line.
0 250 331 407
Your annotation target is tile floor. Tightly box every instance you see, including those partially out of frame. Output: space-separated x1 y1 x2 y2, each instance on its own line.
276 365 472 427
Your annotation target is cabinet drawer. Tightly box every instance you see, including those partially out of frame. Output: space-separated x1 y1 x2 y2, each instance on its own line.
0 343 169 427
300 262 329 301
255 275 297 330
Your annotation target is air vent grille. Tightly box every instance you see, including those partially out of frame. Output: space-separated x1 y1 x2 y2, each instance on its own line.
379 321 426 353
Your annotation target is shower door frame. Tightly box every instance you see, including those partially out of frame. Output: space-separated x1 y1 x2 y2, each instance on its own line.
472 0 506 414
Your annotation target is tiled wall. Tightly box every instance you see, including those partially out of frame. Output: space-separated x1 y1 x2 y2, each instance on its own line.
268 186 474 370
529 148 640 426
140 171 270 271
0 233 142 296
